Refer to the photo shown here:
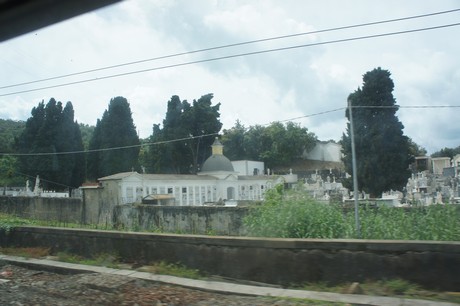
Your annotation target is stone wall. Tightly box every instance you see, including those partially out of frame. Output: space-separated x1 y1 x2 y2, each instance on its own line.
0 196 248 235
113 205 248 236
0 196 82 223
1 226 459 291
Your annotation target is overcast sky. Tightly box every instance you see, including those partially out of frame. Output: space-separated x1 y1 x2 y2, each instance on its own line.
1 0 459 154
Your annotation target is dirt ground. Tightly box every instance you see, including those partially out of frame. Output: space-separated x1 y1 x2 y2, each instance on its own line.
0 263 340 306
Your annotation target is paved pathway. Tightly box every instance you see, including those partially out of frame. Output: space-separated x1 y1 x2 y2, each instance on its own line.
0 254 456 306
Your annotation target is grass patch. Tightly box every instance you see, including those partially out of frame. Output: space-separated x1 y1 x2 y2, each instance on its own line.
261 296 345 305
296 279 460 304
137 261 205 279
56 252 119 269
244 185 460 240
0 214 37 233
0 247 51 258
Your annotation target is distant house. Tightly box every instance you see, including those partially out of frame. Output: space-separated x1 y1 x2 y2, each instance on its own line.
88 138 292 206
453 154 460 178
414 156 431 173
431 157 451 176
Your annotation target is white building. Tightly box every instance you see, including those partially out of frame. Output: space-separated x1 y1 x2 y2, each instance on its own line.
453 154 460 178
97 138 290 206
431 157 451 176
231 160 264 176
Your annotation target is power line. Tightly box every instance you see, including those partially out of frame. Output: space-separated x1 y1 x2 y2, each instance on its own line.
15 171 75 189
2 22 459 97
352 105 460 109
0 132 220 157
2 8 459 90
273 107 346 124
2 105 459 157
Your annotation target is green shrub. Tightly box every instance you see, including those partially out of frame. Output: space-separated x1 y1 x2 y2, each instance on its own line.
244 186 460 241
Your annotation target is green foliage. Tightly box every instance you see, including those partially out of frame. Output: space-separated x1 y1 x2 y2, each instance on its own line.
407 137 427 157
78 123 95 150
244 186 353 238
141 261 205 279
0 247 50 258
56 251 119 268
0 213 36 233
0 119 26 186
0 119 25 153
146 94 222 174
16 99 85 190
296 278 460 302
356 204 460 241
222 121 317 170
87 97 140 179
431 145 460 159
220 119 246 161
244 188 460 240
0 155 24 186
341 68 412 197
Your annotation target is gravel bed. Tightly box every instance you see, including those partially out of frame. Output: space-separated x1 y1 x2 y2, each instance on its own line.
0 263 338 305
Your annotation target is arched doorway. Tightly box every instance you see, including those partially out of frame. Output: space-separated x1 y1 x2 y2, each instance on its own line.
227 187 235 200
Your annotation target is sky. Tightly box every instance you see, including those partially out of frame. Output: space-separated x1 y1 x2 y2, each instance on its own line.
1 0 459 154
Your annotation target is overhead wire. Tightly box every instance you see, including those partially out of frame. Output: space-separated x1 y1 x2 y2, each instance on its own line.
1 23 460 96
2 105 459 157
0 132 220 156
1 8 459 90
14 171 75 189
1 9 459 156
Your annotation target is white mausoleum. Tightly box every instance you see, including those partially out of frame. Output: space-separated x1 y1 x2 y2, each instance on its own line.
97 138 290 206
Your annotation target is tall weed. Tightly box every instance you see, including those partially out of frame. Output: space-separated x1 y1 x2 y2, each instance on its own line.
244 186 460 241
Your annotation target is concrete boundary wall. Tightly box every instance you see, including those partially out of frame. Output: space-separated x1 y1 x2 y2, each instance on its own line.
0 197 249 235
1 226 459 291
113 205 248 236
0 196 82 223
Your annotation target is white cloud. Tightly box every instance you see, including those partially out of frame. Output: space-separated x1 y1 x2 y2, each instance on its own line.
1 0 459 155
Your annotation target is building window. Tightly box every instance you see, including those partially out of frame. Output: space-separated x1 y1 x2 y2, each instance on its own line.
182 187 187 193
167 188 173 194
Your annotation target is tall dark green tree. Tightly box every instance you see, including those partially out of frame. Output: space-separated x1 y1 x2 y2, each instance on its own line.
146 94 222 174
341 68 412 197
87 96 140 179
183 94 222 172
17 99 85 190
157 95 192 173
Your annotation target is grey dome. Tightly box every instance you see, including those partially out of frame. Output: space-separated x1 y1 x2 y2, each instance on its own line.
201 154 234 172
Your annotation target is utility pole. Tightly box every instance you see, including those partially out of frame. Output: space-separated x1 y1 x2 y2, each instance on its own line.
348 98 361 238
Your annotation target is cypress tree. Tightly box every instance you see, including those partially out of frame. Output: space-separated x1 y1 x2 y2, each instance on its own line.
17 99 85 190
341 68 412 197
87 96 140 179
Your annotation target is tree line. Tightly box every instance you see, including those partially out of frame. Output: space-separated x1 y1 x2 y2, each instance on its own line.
0 67 455 196
0 94 317 191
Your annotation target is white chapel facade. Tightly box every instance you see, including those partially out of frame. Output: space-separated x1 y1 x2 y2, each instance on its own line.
97 138 290 206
